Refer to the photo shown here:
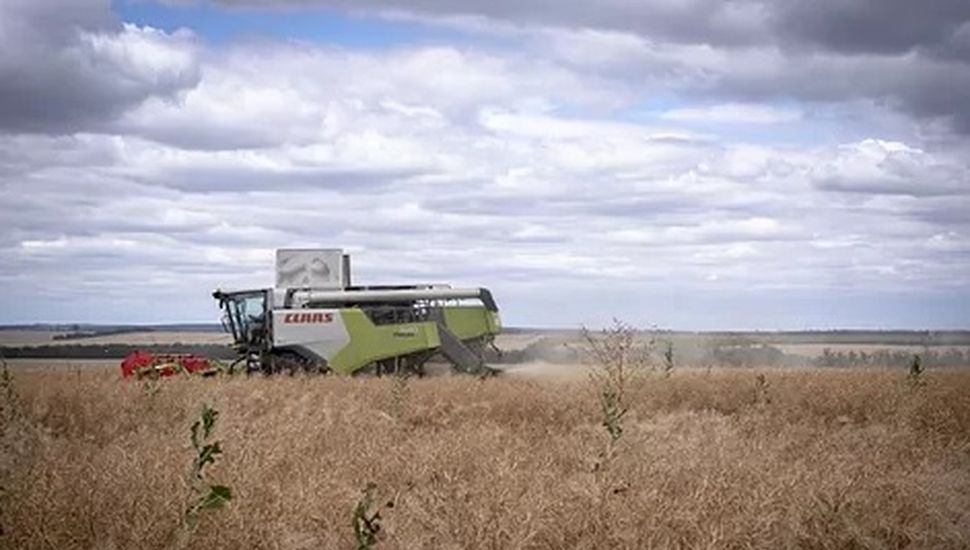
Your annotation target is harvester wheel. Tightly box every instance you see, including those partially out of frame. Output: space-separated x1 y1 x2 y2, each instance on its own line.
354 351 431 377
269 351 328 376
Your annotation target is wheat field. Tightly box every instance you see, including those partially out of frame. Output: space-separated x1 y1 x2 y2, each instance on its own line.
2 365 969 549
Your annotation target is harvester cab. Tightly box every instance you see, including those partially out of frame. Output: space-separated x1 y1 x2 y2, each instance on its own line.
214 289 272 364
213 249 501 376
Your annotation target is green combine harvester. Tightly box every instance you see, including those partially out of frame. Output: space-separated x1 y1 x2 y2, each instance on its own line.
213 249 501 376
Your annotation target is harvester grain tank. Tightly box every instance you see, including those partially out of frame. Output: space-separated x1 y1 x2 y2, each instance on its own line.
212 248 501 376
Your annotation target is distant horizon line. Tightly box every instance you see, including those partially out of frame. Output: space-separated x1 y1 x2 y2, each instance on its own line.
1 322 968 335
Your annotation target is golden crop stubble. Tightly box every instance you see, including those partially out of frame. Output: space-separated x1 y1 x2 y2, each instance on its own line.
1 366 969 549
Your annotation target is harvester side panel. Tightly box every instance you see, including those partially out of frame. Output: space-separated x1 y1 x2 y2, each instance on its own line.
326 310 441 375
441 306 501 340
272 308 350 362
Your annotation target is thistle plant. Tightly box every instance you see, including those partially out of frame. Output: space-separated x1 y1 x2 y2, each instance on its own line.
754 373 771 407
184 404 232 528
353 482 388 549
0 355 14 423
907 354 926 390
661 340 675 378
583 321 650 459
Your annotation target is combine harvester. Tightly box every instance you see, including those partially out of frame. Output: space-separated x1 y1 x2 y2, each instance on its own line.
124 248 501 378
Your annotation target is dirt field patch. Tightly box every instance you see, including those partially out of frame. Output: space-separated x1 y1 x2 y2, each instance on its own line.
0 330 67 346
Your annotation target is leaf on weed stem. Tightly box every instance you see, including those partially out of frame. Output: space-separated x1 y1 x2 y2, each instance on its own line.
197 442 223 472
199 485 232 510
201 405 219 439
190 420 201 450
353 483 384 549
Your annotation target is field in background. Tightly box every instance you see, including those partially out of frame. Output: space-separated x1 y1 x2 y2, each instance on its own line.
4 328 970 368
0 330 232 347
2 364 969 549
0 330 70 346
775 343 970 357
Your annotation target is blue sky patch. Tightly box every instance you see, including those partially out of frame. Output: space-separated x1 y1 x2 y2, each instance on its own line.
113 0 471 47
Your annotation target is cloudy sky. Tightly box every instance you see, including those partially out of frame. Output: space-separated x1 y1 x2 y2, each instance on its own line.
1 0 969 329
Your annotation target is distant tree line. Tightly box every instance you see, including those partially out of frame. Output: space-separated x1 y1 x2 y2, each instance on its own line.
706 344 801 368
51 328 151 341
813 348 970 368
0 344 236 360
487 337 970 369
